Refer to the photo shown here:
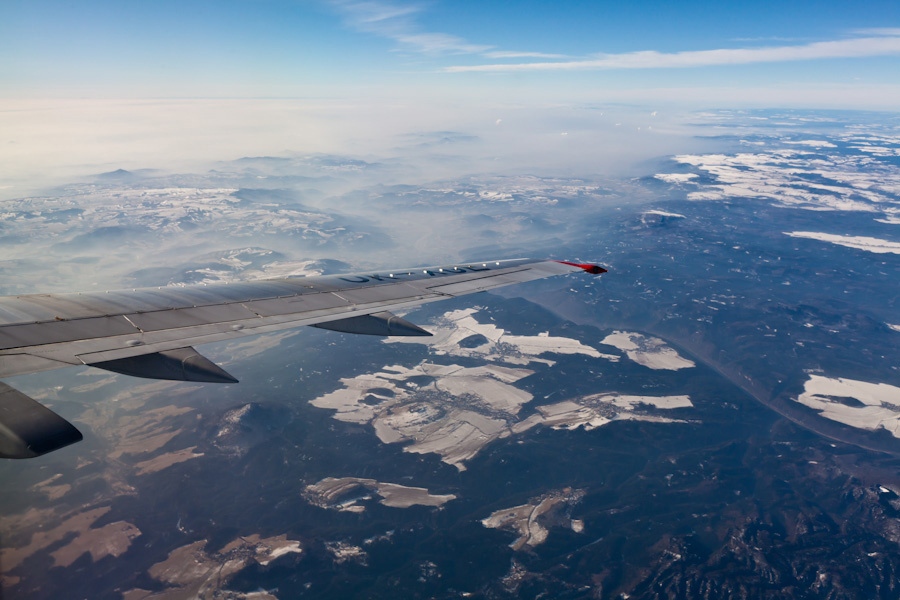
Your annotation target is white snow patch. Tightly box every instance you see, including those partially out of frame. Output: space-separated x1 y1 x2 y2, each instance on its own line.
854 146 900 156
482 489 585 551
258 542 302 566
784 232 900 254
311 354 692 469
673 150 900 219
311 362 535 470
305 477 456 511
600 331 695 370
654 173 698 184
795 375 900 437
513 393 692 433
783 140 837 148
642 209 686 218
385 308 615 364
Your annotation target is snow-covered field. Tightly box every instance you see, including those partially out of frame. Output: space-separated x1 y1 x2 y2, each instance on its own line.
481 489 585 551
309 312 697 469
784 232 900 255
513 393 693 433
670 140 900 223
311 361 694 469
653 173 698 184
794 375 900 438
385 308 615 365
642 209 686 218
304 477 456 511
600 331 695 370
311 362 535 469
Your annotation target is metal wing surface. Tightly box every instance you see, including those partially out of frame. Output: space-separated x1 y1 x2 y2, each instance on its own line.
0 258 605 458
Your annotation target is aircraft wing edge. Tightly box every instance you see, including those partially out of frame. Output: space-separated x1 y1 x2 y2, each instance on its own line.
0 258 606 378
0 257 606 458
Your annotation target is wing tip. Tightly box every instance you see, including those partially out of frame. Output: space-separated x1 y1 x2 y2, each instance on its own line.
554 260 608 275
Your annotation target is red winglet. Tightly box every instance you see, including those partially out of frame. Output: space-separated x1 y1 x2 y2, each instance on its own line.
554 261 608 275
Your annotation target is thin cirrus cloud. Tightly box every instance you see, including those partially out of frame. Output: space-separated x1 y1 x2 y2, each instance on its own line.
331 0 490 54
444 35 900 72
482 51 572 59
391 32 491 54
331 1 570 57
850 27 900 36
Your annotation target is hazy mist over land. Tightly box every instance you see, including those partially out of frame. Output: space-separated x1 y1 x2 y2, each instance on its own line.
0 98 706 196
0 96 717 292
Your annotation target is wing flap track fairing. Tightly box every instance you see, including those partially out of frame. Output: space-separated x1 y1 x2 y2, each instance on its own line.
0 382 83 459
91 347 239 383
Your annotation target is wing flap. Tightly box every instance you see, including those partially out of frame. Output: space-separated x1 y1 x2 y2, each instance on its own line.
0 353 77 378
0 382 83 459
423 272 526 296
334 283 435 305
0 316 138 351
126 303 259 332
243 291 350 317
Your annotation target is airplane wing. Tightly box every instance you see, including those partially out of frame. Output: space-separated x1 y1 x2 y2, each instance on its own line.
0 258 606 458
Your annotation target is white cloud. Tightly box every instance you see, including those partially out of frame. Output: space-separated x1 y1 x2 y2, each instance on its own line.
445 36 900 72
730 36 805 43
851 28 900 36
483 51 571 59
785 232 900 254
332 0 490 54
343 0 421 24
332 1 570 57
393 32 490 54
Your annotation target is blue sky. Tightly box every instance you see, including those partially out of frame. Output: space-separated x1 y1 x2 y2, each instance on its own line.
2 0 899 104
